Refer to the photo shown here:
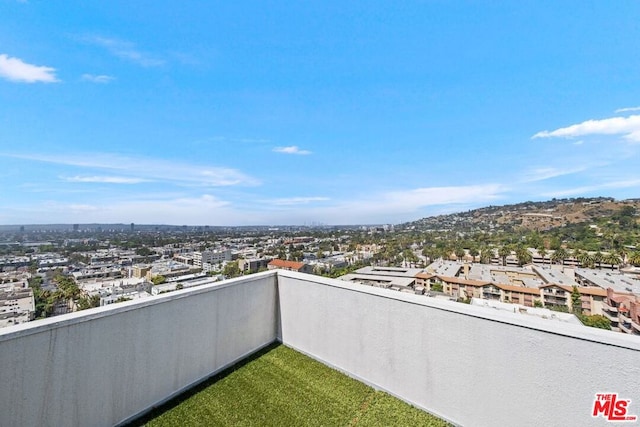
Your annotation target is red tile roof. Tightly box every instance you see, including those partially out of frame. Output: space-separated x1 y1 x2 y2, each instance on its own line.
268 259 306 271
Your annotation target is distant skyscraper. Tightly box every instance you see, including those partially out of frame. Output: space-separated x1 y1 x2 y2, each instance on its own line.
73 224 79 232
130 223 135 232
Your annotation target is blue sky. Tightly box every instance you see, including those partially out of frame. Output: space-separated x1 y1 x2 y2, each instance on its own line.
2 1 640 225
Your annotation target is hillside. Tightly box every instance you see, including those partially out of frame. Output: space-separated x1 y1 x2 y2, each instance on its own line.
402 197 640 233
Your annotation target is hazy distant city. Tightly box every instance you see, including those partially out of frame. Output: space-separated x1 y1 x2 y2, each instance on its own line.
2 197 639 336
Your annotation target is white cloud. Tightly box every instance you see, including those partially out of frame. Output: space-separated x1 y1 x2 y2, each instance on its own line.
3 181 508 225
2 152 260 187
381 184 504 208
0 54 59 83
615 106 640 113
268 197 329 206
520 166 590 183
81 74 114 83
273 146 312 155
287 184 505 225
541 179 640 198
62 175 148 184
84 36 164 67
533 114 640 143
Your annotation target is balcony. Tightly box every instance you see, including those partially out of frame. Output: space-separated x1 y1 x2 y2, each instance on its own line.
543 297 568 307
1 270 639 427
602 310 619 322
619 321 633 334
604 304 618 313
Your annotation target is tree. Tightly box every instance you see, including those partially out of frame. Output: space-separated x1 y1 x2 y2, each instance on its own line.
469 247 479 262
515 246 532 266
551 248 567 265
498 246 511 266
151 275 166 285
577 251 594 269
431 282 443 292
479 247 492 264
580 314 611 330
593 251 604 269
603 253 621 270
570 286 582 315
222 261 241 278
629 251 640 267
77 295 100 310
537 247 548 265
135 247 152 257
54 275 80 300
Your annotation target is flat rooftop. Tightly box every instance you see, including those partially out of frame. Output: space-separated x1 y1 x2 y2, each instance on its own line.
131 344 449 427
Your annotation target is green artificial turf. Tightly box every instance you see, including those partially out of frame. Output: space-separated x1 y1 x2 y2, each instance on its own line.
131 344 450 427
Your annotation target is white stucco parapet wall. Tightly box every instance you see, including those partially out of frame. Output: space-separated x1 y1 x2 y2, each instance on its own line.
0 270 638 427
276 270 640 427
0 273 279 427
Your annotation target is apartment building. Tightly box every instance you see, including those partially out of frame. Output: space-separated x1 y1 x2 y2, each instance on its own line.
0 285 35 328
603 288 640 335
193 249 232 268
238 257 272 274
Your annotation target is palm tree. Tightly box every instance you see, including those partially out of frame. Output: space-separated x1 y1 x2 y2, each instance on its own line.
537 247 548 265
629 251 640 267
616 247 629 267
603 253 621 270
479 247 492 264
551 248 568 265
593 251 604 269
515 246 532 266
498 245 511 267
469 247 479 263
577 251 594 269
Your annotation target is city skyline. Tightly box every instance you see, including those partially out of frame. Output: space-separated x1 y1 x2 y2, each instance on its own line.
2 2 640 225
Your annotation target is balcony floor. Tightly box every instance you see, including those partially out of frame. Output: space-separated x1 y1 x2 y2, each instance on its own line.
127 344 449 427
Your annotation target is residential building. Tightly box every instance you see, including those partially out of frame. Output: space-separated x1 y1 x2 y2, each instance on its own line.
0 286 35 328
239 257 272 274
267 259 313 274
603 288 640 335
193 250 232 269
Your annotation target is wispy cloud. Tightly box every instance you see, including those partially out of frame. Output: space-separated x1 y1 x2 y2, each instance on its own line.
541 179 640 198
521 166 590 183
62 175 148 184
1 152 260 187
381 184 504 208
273 145 312 155
615 106 640 113
81 74 114 84
285 184 506 225
83 36 164 67
268 197 329 206
533 114 640 143
0 54 59 83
